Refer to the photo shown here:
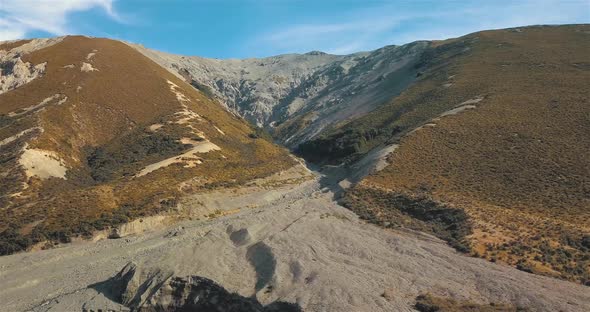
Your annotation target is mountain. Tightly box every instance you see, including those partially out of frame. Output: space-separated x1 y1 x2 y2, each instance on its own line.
0 36 296 255
130 25 590 284
331 24 589 284
1 25 589 312
135 25 590 284
131 40 428 146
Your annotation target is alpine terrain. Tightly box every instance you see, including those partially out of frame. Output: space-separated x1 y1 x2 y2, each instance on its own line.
0 24 588 312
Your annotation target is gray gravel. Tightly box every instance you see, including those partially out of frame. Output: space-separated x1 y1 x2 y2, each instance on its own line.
1 170 589 312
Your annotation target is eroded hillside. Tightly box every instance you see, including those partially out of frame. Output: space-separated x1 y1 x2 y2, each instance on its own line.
333 25 590 284
0 36 296 255
131 40 429 146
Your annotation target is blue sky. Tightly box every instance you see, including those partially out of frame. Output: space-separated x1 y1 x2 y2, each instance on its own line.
1 0 589 58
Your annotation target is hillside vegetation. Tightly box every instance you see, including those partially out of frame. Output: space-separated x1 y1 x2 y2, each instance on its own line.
295 31 481 163
0 36 295 255
338 25 590 284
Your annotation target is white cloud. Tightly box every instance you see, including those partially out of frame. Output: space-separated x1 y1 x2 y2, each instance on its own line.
0 0 119 41
256 0 590 56
256 14 403 55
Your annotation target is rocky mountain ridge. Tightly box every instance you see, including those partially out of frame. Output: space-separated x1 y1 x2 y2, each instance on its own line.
131 40 428 146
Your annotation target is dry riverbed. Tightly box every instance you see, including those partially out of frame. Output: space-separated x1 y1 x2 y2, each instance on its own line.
0 168 589 311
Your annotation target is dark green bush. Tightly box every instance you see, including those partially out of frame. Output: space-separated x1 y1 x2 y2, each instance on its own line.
0 227 31 255
86 131 187 182
342 187 472 253
296 126 400 164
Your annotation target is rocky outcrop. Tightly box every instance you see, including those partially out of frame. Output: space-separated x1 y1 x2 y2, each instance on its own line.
0 57 46 94
140 276 301 312
89 262 302 312
0 38 62 94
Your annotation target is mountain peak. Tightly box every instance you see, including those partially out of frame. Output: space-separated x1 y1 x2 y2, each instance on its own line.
304 50 327 55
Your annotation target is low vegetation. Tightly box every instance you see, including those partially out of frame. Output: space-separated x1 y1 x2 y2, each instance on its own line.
338 25 590 284
342 185 472 252
296 127 400 164
86 130 188 182
0 36 295 255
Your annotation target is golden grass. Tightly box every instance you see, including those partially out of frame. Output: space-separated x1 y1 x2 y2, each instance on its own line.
349 25 590 284
0 36 295 254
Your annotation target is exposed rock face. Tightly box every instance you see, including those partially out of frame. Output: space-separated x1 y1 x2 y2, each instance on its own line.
0 38 62 94
0 57 46 94
86 262 302 312
131 41 429 146
130 46 341 124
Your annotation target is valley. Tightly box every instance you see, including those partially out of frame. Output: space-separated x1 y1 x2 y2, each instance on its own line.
0 23 589 312
1 169 589 312
135 24 590 285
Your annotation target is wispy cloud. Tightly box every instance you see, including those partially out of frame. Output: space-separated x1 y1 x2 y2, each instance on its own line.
386 1 589 46
0 0 121 41
256 0 590 55
257 13 404 55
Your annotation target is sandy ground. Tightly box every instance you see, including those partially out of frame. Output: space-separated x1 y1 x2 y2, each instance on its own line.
18 145 68 180
0 167 589 312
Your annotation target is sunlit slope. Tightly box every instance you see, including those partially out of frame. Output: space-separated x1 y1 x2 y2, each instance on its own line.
340 25 590 284
0 36 295 255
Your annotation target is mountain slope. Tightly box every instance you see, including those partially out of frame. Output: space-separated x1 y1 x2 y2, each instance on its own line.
0 25 589 312
131 40 429 146
332 25 590 284
141 23 589 284
0 36 296 255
